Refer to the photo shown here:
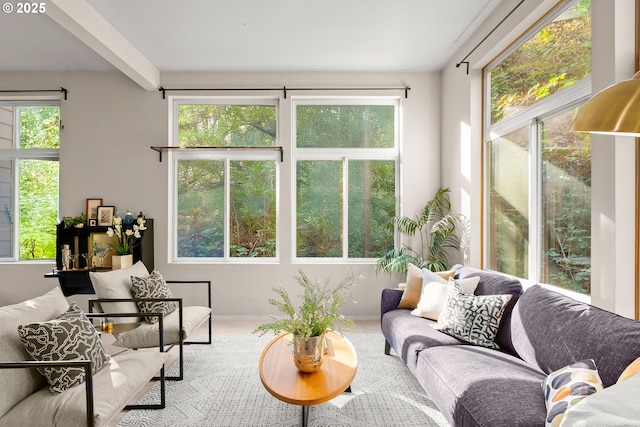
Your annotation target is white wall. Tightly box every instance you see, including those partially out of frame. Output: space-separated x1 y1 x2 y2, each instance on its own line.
0 71 441 318
441 0 638 317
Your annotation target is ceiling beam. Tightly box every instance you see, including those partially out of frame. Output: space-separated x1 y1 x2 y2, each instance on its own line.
46 0 159 90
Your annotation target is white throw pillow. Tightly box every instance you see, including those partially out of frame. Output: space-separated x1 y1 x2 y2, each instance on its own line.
411 276 480 321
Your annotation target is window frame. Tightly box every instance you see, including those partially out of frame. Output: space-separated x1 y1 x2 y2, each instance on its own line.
292 97 400 263
0 98 60 262
482 0 592 295
168 96 280 263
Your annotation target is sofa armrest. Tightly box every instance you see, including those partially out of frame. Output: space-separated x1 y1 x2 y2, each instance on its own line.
381 288 404 319
0 360 95 427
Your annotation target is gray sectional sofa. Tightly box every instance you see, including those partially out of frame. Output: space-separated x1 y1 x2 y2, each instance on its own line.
381 265 640 426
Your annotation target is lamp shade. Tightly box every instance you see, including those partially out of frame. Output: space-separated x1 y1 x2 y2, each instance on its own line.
572 72 640 136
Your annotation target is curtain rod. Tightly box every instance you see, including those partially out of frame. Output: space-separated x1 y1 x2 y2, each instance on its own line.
456 0 525 74
0 87 68 100
159 85 410 100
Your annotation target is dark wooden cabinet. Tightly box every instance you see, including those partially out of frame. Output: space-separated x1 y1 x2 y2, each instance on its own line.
45 219 154 296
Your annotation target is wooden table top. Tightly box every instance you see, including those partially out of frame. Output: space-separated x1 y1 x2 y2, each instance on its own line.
259 331 357 406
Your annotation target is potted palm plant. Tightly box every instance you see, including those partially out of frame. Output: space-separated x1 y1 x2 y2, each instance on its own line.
376 187 469 275
254 269 362 373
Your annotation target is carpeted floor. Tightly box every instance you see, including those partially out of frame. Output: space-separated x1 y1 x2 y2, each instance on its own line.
116 333 449 427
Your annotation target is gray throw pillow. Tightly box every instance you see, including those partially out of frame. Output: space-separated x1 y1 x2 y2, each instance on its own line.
131 270 179 324
434 280 512 349
17 302 109 394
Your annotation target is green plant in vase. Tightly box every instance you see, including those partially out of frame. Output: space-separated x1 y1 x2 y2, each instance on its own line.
254 269 363 373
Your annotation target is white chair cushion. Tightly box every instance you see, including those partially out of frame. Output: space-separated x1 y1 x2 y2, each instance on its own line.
113 305 212 348
0 351 168 427
0 287 69 418
89 261 150 320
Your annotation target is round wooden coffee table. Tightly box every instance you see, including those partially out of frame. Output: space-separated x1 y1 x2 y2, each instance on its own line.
259 331 357 426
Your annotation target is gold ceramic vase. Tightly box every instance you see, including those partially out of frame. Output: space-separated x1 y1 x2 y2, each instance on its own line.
293 334 324 373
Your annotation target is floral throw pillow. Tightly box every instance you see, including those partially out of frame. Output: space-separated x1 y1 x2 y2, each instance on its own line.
131 270 179 324
434 280 511 349
542 359 603 427
17 302 109 394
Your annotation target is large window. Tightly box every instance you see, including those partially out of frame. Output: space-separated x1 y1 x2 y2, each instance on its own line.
485 0 591 293
0 103 60 260
172 100 278 261
294 101 398 260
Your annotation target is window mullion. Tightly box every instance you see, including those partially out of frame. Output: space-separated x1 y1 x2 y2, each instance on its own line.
224 158 230 260
529 119 541 284
343 158 349 259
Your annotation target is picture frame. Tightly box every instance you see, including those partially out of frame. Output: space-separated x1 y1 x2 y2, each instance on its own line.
97 206 115 226
88 218 97 227
86 198 103 220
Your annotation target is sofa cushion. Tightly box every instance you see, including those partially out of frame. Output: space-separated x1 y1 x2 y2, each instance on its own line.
411 276 479 320
454 265 523 355
0 351 168 427
17 303 109 394
381 309 464 372
397 265 455 310
542 359 603 427
435 280 511 349
89 261 150 321
415 344 547 427
130 270 178 324
510 285 640 387
0 287 69 418
396 263 424 309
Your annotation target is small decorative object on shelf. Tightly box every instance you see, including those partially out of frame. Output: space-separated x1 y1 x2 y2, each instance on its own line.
254 269 363 373
62 214 87 229
111 254 133 270
123 209 135 230
92 241 109 268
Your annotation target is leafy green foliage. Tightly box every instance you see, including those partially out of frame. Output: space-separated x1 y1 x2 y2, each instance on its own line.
176 104 277 257
490 0 591 124
377 188 468 274
253 269 362 341
18 106 60 260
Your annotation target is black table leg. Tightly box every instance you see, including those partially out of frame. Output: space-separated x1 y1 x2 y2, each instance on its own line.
302 405 309 427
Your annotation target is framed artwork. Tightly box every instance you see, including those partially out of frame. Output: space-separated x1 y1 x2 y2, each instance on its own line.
97 206 115 226
86 198 103 220
88 218 97 227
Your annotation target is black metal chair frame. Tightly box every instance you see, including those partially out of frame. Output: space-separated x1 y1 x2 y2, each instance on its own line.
89 280 212 381
0 311 166 427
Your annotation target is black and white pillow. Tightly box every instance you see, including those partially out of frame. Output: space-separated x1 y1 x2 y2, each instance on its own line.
131 270 178 324
17 302 109 394
434 280 512 349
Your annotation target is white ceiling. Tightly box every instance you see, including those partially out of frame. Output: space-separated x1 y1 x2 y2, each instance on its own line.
0 0 503 87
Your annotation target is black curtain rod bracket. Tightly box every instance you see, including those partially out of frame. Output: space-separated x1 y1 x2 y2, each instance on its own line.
455 0 525 74
158 86 410 99
0 87 68 100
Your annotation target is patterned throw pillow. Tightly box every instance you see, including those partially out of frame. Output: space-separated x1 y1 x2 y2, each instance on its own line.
17 303 109 394
434 280 511 349
542 359 603 427
131 270 179 324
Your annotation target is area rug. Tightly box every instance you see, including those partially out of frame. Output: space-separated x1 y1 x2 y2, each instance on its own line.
116 333 449 427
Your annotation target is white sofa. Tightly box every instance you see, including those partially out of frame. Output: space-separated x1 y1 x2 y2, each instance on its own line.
0 287 168 427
